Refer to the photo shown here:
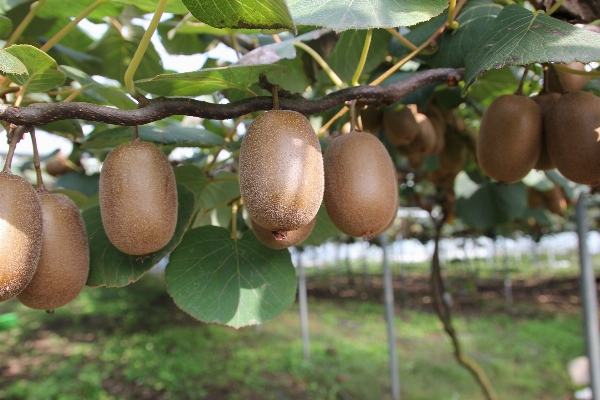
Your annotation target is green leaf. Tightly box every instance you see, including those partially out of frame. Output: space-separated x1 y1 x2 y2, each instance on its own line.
90 25 163 84
465 66 519 107
464 5 600 89
81 125 227 150
37 0 123 20
455 171 526 230
399 0 502 69
157 19 212 56
51 189 88 209
174 164 209 204
166 226 297 327
327 29 391 83
5 45 66 92
116 0 189 14
0 49 27 74
303 204 342 246
83 184 195 288
182 0 294 31
54 172 100 196
135 64 286 97
0 14 13 39
287 0 449 31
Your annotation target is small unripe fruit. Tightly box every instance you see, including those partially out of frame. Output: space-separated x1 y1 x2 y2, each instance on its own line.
0 172 43 302
17 193 89 310
99 140 178 255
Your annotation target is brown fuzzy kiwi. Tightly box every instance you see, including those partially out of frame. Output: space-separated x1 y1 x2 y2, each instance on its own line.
425 104 447 154
383 105 420 146
541 185 567 215
374 193 399 236
406 153 425 169
239 110 324 236
45 153 75 177
360 106 383 132
323 131 398 239
0 172 43 302
545 91 600 185
252 216 316 250
531 93 561 171
439 131 467 174
476 94 542 183
17 193 89 310
409 113 438 156
99 139 178 255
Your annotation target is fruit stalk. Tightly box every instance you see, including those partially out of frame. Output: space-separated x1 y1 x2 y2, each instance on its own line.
2 125 23 172
30 128 46 192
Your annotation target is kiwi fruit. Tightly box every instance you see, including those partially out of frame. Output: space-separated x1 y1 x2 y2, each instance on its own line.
383 105 420 146
545 91 600 185
531 93 561 171
406 153 425 169
17 193 89 310
527 186 544 209
323 131 398 239
360 106 383 132
410 113 438 155
0 172 43 302
549 62 591 93
252 216 316 250
239 110 324 237
541 185 567 215
476 94 542 183
99 139 178 255
45 153 75 177
425 104 447 154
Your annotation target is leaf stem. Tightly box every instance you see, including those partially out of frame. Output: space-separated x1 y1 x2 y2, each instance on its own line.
231 201 239 239
293 41 346 89
62 86 85 102
40 0 106 52
546 0 565 16
515 65 531 96
386 28 417 51
447 0 460 30
3 0 47 49
30 127 46 192
351 30 372 86
124 0 168 99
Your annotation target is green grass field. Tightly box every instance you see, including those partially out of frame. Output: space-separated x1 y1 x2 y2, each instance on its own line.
0 270 587 400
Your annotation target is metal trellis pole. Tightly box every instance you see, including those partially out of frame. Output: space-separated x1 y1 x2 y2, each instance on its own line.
380 234 400 400
576 194 600 399
297 250 310 361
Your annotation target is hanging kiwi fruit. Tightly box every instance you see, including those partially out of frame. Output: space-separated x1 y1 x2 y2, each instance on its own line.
239 105 324 240
383 105 420 146
324 129 398 239
99 134 178 256
530 92 561 171
252 216 317 250
476 94 542 183
545 91 600 185
0 128 43 302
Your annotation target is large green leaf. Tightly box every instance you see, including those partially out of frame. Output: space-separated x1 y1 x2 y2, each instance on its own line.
116 0 189 14
83 184 195 288
287 0 449 31
54 171 100 196
326 29 391 83
157 19 213 56
37 0 123 20
40 119 84 140
174 164 209 204
465 66 519 107
166 226 297 328
464 5 600 89
454 171 526 230
81 125 227 150
395 0 501 69
90 25 163 84
135 64 286 97
5 45 66 92
0 14 12 39
182 0 294 31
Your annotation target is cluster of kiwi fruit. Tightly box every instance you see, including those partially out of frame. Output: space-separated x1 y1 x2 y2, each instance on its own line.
0 134 89 312
477 63 600 186
240 107 399 248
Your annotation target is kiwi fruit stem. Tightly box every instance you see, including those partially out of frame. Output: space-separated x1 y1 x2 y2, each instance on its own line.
272 85 280 110
515 64 530 96
3 126 22 173
132 125 139 141
30 129 47 192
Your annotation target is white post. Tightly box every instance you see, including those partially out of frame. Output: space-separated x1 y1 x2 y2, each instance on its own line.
297 250 310 361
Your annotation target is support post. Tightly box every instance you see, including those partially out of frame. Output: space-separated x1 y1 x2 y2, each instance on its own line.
576 194 600 399
297 250 310 361
380 234 400 400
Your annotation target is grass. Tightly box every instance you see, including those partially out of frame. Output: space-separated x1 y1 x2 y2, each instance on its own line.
0 272 586 400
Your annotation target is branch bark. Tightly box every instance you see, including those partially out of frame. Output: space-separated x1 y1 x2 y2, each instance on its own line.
0 68 463 127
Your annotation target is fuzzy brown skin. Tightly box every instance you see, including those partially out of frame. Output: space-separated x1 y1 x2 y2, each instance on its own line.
0 173 43 302
18 193 89 310
531 93 561 171
99 140 178 255
239 110 324 233
252 216 317 250
477 95 542 183
545 91 600 185
383 106 420 146
324 131 398 238
439 131 467 174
